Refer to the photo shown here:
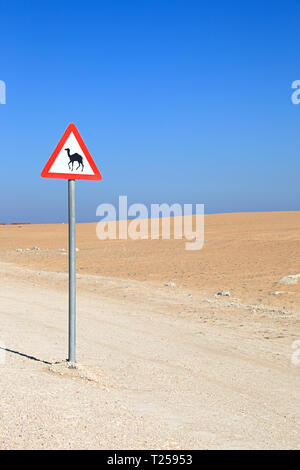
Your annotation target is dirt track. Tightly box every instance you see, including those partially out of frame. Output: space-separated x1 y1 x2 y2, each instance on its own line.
0 263 299 449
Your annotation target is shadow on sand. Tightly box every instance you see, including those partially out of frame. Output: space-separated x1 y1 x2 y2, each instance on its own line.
0 346 55 365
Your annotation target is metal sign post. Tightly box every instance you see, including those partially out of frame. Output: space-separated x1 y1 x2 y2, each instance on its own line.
68 179 76 362
41 123 102 363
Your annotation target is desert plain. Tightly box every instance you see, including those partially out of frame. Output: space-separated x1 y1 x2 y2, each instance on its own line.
0 211 299 449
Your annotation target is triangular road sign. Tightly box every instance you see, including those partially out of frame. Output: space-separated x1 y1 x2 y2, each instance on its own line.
41 123 102 180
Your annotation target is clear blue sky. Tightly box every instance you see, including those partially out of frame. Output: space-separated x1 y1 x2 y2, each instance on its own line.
1 0 300 223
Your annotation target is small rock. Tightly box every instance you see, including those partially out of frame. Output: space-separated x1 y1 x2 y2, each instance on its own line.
59 248 66 252
278 274 300 285
270 291 284 296
67 362 78 370
164 282 176 287
31 246 40 251
16 248 22 252
216 290 230 296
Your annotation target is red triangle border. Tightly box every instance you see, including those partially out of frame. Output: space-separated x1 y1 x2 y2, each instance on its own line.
41 123 102 181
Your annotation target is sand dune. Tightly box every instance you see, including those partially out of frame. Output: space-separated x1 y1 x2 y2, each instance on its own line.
0 212 299 449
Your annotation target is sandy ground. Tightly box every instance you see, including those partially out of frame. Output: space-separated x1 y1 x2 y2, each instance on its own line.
0 212 299 449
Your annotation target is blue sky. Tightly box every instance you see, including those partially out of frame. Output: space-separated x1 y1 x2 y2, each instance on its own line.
1 0 300 223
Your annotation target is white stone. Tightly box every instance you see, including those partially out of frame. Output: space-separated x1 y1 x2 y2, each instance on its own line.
278 274 300 285
216 290 230 296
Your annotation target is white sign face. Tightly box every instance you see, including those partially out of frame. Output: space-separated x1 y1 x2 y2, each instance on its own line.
48 132 94 175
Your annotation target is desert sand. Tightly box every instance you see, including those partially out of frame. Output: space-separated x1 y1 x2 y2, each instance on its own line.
0 211 299 449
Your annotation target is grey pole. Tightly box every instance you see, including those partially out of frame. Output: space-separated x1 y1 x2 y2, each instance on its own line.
68 179 76 363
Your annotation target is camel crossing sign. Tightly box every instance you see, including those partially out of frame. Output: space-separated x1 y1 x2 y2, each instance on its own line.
41 123 102 180
41 123 102 363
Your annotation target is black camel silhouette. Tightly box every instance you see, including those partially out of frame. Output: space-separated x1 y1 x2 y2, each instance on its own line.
65 148 84 171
